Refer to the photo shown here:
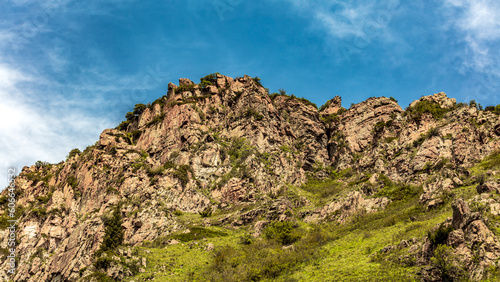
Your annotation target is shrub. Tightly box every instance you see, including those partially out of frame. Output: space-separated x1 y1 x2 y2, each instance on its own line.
67 175 78 189
100 205 124 252
405 100 451 121
133 103 146 115
264 221 302 245
200 73 219 84
374 121 387 132
146 166 164 178
172 165 194 187
427 127 440 138
35 160 51 168
291 94 317 109
245 108 263 121
319 96 338 111
253 76 263 87
176 83 195 93
151 95 167 108
94 256 114 270
431 245 464 281
413 127 440 148
67 148 82 160
428 223 454 246
469 99 477 109
239 234 254 245
116 120 131 131
199 208 213 218
199 80 212 89
145 113 165 127
30 208 47 219
375 175 421 201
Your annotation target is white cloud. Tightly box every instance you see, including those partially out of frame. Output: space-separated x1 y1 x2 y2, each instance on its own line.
284 0 400 40
0 0 170 190
0 63 115 190
444 0 500 75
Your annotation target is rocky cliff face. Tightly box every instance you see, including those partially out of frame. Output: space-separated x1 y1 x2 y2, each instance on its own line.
2 74 500 281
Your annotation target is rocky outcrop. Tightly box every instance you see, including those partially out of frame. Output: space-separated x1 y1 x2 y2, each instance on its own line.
320 96 342 115
2 73 500 281
409 92 456 109
338 97 403 152
382 198 500 281
302 191 390 223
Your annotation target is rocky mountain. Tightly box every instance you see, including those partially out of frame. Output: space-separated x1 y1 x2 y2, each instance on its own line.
2 73 500 281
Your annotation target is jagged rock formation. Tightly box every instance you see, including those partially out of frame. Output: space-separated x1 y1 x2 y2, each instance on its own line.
1 73 500 281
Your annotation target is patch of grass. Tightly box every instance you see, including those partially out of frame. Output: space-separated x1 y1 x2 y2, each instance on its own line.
264 221 302 245
375 175 422 201
478 150 500 170
172 227 228 243
300 177 344 203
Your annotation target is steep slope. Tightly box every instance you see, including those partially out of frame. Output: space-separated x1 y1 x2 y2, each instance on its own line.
1 73 500 281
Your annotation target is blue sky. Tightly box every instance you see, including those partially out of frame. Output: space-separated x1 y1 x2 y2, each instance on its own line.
1 0 500 188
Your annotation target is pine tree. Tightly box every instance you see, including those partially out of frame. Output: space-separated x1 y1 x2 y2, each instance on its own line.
101 205 124 252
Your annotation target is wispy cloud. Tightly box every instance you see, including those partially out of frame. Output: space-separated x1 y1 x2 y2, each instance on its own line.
443 0 500 74
0 61 115 189
282 0 405 62
0 0 169 189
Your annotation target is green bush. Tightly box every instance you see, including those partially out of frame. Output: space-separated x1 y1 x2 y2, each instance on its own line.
374 121 387 132
67 148 82 160
405 100 451 121
239 234 254 245
35 160 51 168
253 76 263 87
245 108 263 121
319 96 339 111
413 127 440 148
428 223 454 246
85 271 115 282
264 221 302 245
176 83 195 93
375 175 421 201
291 94 317 109
133 103 146 115
146 166 164 178
116 120 131 131
431 244 464 281
199 209 213 218
151 95 167 108
67 175 78 189
200 73 219 83
145 113 165 127
172 165 194 187
199 80 212 89
94 256 114 270
30 208 47 219
100 205 124 252
125 112 135 120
